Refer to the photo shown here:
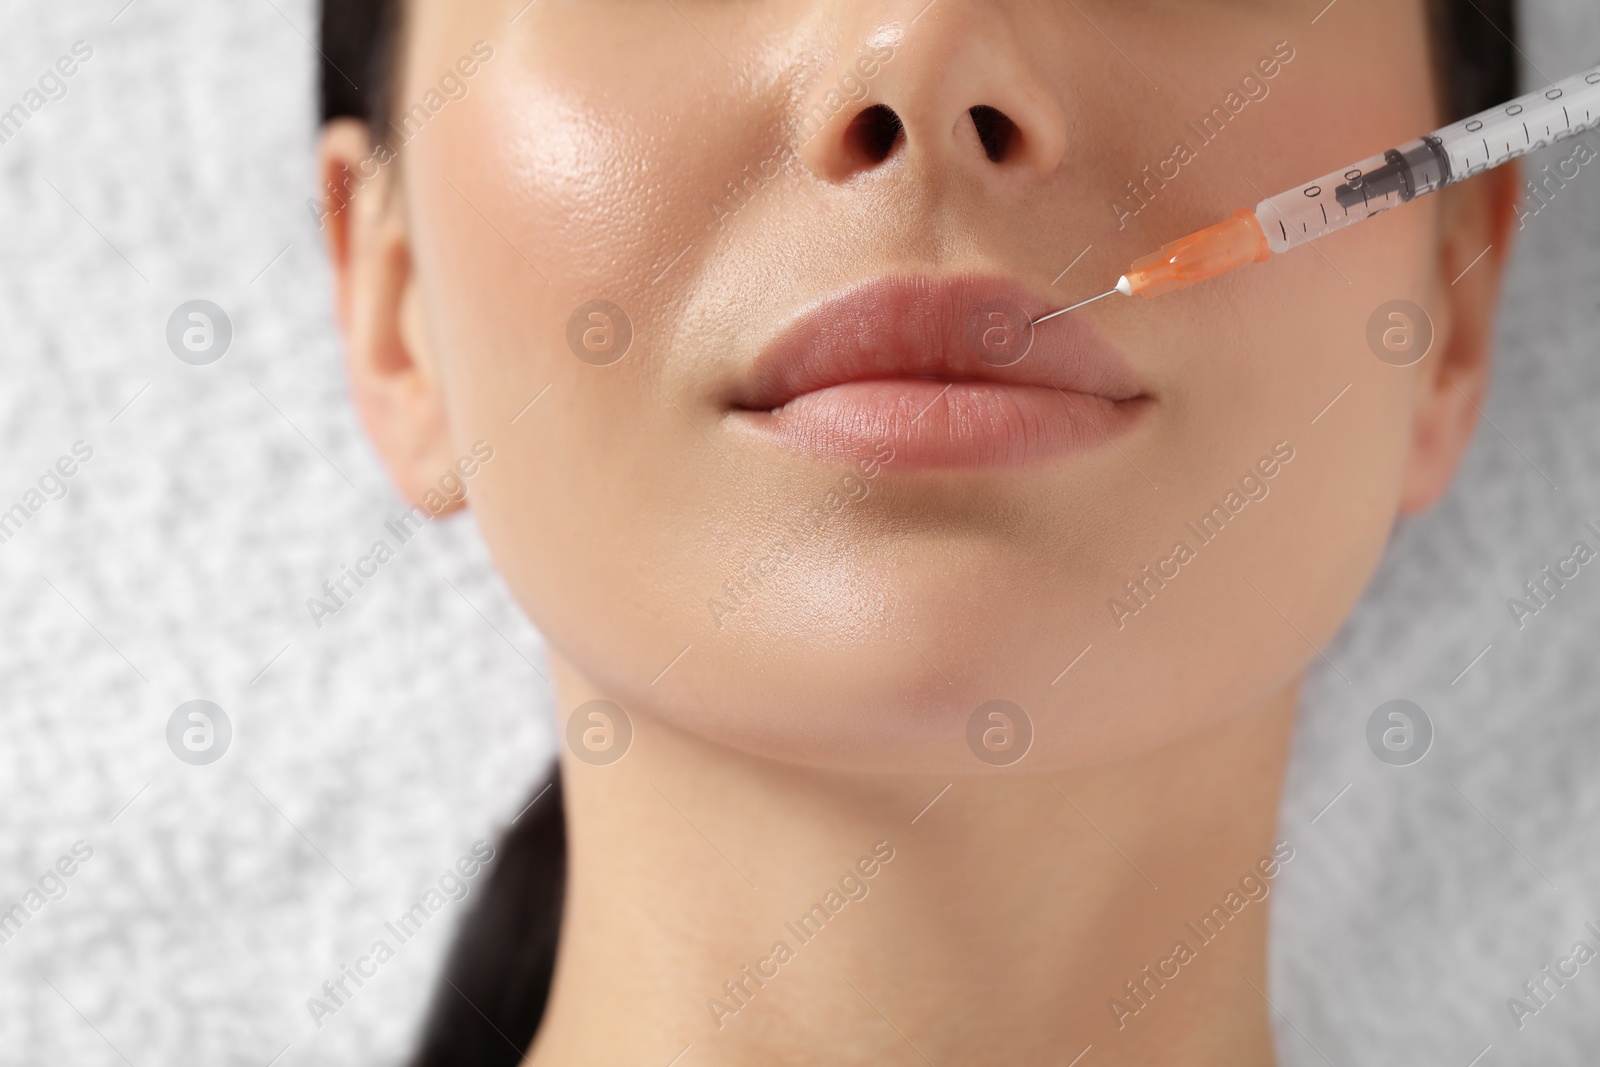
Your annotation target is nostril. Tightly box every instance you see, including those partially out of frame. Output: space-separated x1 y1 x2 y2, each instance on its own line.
969 105 1020 163
843 104 905 166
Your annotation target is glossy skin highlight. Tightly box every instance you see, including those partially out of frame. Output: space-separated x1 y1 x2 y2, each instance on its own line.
320 0 1518 1062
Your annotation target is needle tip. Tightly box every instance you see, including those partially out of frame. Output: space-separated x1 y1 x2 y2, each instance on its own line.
1032 286 1120 326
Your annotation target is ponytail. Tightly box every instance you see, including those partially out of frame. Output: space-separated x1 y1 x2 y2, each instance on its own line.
407 768 566 1067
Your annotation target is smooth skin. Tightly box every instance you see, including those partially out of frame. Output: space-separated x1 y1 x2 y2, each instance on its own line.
320 0 1518 1062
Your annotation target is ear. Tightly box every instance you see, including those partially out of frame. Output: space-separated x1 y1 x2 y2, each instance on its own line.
1396 162 1521 515
317 119 465 517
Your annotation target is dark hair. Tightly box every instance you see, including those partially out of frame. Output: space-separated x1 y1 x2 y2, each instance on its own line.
317 3 1519 1064
1427 0 1522 121
407 768 564 1066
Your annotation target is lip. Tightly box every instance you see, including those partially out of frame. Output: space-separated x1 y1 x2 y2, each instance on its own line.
728 274 1149 468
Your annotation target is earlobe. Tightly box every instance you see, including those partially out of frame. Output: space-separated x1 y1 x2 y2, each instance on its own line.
316 121 466 518
1396 163 1521 515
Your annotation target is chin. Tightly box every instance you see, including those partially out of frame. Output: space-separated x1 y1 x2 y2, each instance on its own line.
623 605 1080 772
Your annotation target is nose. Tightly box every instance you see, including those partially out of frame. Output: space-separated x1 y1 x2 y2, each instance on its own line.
796 7 1069 185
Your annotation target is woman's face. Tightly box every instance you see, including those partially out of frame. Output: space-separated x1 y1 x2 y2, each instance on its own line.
335 0 1509 771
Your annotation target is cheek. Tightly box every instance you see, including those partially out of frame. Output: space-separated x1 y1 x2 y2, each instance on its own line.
408 9 801 303
403 15 811 711
1087 201 1431 748
1022 16 1441 759
405 16 756 425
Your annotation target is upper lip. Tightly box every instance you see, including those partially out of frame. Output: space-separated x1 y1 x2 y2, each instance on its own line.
732 273 1144 411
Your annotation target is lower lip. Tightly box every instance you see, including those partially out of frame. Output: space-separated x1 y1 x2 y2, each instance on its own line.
732 379 1146 469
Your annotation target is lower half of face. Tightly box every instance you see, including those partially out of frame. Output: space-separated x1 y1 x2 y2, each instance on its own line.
401 0 1441 772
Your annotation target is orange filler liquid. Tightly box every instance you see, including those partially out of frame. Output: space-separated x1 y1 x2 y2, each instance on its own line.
1030 209 1271 326
1032 59 1600 325
1115 209 1270 299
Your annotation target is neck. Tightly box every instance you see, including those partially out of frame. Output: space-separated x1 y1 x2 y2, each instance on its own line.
528 659 1298 1067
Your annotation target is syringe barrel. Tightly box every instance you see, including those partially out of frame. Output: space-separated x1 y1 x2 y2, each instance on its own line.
1434 62 1600 179
1254 139 1448 253
1255 61 1600 254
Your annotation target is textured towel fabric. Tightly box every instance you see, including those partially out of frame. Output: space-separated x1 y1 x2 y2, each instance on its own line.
1269 8 1600 1065
1 2 1597 1066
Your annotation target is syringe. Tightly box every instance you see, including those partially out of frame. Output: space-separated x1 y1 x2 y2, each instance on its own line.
1035 60 1600 324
